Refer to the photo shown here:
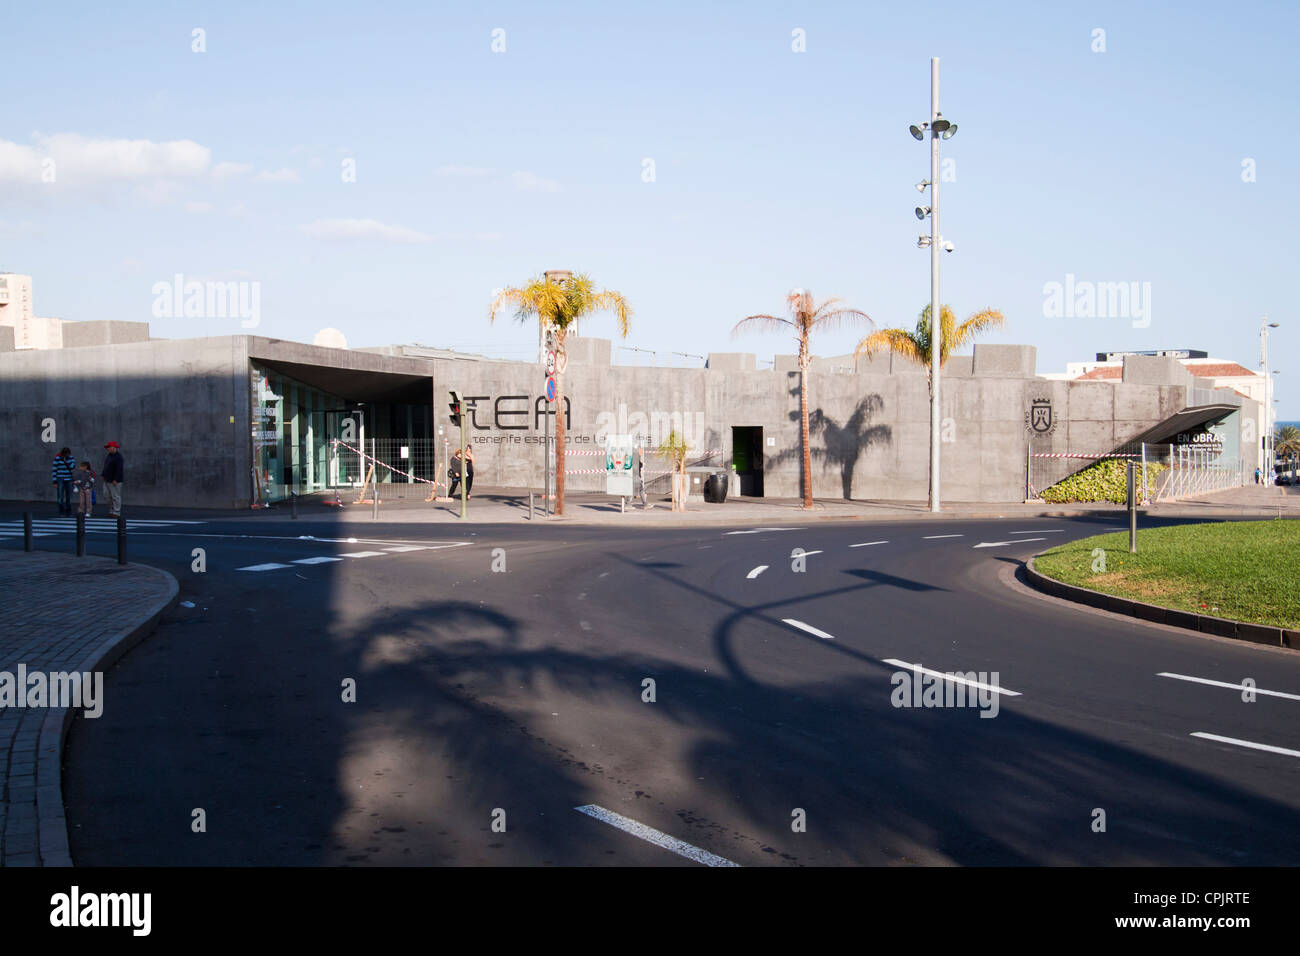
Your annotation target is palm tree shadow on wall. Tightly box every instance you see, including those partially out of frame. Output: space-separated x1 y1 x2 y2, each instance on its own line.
770 382 893 499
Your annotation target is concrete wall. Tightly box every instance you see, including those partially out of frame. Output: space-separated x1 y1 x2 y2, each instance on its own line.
0 331 1249 507
0 337 250 507
61 320 152 349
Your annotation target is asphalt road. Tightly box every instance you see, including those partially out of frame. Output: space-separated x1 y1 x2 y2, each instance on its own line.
8 507 1300 866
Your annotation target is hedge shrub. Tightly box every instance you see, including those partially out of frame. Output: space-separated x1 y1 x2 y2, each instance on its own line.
1039 458 1165 504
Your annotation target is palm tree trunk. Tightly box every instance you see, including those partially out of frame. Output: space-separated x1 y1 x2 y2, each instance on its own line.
800 364 812 509
555 330 566 516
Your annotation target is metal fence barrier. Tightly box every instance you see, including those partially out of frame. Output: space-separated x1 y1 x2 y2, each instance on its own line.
1029 442 1245 504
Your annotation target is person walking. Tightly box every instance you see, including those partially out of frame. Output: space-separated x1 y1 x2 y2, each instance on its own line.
102 441 125 517
73 461 96 516
51 447 77 516
447 447 475 499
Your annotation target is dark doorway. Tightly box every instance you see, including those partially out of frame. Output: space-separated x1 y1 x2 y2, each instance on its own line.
732 426 764 497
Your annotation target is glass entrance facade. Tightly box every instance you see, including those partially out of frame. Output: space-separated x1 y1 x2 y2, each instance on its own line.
249 362 431 503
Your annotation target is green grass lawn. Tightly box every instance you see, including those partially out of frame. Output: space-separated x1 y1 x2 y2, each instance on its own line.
1034 519 1300 629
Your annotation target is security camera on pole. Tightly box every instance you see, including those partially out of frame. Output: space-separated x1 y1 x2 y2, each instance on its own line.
910 57 958 513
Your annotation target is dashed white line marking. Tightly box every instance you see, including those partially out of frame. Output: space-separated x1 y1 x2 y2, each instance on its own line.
747 565 768 579
882 659 1022 696
1009 530 1064 534
724 527 795 535
1190 732 1300 759
292 556 343 565
798 550 823 557
923 534 963 540
236 563 293 572
973 538 1046 548
382 545 430 553
1159 673 1300 701
849 540 889 548
573 805 739 867
340 551 387 558
782 619 835 640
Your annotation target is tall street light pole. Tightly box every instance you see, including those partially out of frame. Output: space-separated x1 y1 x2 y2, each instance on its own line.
1262 317 1279 485
911 57 957 513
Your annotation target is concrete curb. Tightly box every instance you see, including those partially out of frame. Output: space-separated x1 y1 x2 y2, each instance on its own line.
1023 557 1298 650
34 558 180 866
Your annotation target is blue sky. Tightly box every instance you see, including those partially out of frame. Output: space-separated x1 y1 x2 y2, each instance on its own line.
3 0 1296 416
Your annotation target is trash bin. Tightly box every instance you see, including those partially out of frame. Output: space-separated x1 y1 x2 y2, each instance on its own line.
703 472 729 503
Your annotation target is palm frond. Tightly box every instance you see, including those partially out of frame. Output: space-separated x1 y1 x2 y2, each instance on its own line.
949 308 1005 350
855 328 925 365
810 306 874 335
731 314 793 339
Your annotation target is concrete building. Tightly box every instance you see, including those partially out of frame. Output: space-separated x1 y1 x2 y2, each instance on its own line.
0 320 1261 508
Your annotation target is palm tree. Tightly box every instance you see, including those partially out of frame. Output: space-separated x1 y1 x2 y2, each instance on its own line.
490 272 631 515
1276 424 1300 479
733 289 873 509
854 303 1004 394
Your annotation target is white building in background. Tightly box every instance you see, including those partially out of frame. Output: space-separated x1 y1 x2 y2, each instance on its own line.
1044 348 1274 476
0 273 63 349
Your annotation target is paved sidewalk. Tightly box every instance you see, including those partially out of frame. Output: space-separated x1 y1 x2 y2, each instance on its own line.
200 482 1300 527
0 550 177 866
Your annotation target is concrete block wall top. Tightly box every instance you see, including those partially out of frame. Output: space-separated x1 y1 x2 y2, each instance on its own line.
61 320 151 349
562 335 611 367
705 352 757 371
972 344 1038 378
1122 354 1192 387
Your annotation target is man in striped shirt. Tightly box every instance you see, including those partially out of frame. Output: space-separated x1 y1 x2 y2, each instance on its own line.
51 447 77 516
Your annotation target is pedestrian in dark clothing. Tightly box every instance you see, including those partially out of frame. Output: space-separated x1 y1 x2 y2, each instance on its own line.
447 447 475 498
102 441 125 517
51 447 76 516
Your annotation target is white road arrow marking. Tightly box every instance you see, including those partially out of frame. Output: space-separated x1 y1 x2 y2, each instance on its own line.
747 565 768 579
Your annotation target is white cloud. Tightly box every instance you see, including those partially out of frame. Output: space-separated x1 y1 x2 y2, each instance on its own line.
212 161 253 181
0 133 211 184
299 218 433 244
434 165 493 177
184 201 214 214
510 170 561 193
253 167 301 183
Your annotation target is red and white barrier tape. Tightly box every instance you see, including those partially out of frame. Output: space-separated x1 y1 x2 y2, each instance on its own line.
1030 453 1141 459
331 438 446 490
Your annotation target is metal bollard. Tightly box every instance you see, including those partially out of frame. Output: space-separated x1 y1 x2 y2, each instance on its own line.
23 511 32 552
76 513 86 556
529 492 534 520
291 492 297 519
117 513 127 565
1127 461 1138 554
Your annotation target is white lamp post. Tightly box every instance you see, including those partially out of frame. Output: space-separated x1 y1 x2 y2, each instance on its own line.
911 58 957 512
1262 318 1279 485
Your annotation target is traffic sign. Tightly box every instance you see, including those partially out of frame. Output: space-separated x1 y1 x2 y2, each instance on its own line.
546 377 557 402
545 350 556 375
